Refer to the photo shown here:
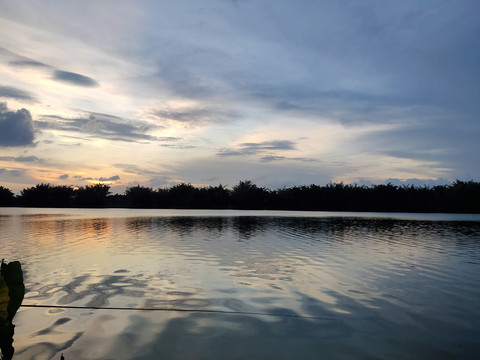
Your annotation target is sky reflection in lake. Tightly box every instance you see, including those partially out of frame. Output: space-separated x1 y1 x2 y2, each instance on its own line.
1 209 479 359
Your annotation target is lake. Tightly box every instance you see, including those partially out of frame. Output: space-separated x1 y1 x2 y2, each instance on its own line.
1 208 480 359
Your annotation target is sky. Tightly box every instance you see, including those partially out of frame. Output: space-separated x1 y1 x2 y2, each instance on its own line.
1 0 479 194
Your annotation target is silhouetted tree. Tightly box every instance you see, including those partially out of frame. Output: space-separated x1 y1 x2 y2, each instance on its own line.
154 188 171 208
231 180 270 209
370 183 401 212
19 184 75 207
0 186 15 207
4 180 480 212
73 184 110 208
447 180 480 213
49 185 75 207
20 184 53 207
125 185 155 208
168 183 199 208
201 184 230 209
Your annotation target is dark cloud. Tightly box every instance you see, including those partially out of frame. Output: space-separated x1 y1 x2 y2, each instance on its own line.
0 168 24 177
9 60 49 68
73 174 120 182
151 107 239 126
0 102 36 147
217 140 318 163
158 137 183 142
354 119 480 179
236 83 432 127
260 155 316 163
52 70 99 87
0 155 41 162
58 174 69 180
98 175 120 182
217 140 297 157
160 144 197 149
142 1 479 132
0 85 37 102
242 140 296 151
260 155 286 162
291 157 316 163
37 112 160 143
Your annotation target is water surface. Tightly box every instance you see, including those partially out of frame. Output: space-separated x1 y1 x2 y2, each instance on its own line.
1 208 479 359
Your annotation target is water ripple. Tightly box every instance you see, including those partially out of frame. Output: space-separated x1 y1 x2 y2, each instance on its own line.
1 209 479 359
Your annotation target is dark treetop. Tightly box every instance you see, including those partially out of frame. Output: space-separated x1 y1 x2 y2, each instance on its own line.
1 180 479 213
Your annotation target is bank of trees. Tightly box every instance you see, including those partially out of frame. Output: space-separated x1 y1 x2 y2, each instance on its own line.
0 180 479 213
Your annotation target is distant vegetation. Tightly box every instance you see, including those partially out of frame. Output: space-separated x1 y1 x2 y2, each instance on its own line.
1 180 480 213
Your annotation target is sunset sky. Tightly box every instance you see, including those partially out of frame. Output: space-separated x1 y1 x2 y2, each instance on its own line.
1 1 479 194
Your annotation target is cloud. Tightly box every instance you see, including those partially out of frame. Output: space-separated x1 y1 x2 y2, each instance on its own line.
159 144 197 149
72 174 120 182
146 176 183 189
52 70 99 87
352 119 480 179
0 168 24 177
1 2 479 187
171 157 332 190
260 155 316 163
98 175 120 182
158 137 183 142
0 102 36 147
0 155 41 162
0 85 37 102
142 1 479 130
151 106 239 126
9 60 50 68
217 140 297 157
259 155 286 162
114 163 163 177
58 174 69 180
37 112 160 142
155 137 195 149
217 140 318 163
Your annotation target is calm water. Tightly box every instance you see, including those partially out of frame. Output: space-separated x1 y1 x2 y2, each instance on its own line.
1 208 480 359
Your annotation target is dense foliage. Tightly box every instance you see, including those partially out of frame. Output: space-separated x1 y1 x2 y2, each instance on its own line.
0 180 479 213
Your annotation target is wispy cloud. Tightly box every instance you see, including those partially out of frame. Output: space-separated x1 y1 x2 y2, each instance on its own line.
52 70 99 87
217 140 317 163
0 168 23 177
36 112 160 143
0 155 41 162
8 59 50 68
157 137 183 142
73 174 120 182
98 175 120 182
217 140 297 157
113 164 161 176
0 85 37 102
151 106 240 126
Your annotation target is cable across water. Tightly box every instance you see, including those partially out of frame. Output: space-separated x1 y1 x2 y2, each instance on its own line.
21 304 343 322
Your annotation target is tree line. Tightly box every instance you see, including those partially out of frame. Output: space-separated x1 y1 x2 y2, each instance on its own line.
0 180 479 213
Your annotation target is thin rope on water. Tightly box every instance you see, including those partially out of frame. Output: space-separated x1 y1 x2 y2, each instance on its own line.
20 304 343 322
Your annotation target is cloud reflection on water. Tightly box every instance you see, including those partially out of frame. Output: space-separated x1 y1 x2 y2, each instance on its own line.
2 210 480 359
